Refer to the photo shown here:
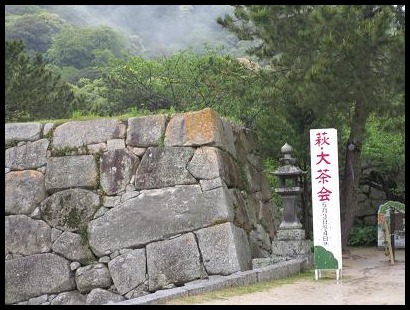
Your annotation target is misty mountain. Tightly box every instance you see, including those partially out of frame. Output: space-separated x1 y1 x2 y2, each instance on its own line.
6 5 248 58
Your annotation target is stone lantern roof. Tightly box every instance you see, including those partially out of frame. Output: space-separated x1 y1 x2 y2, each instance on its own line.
273 143 306 177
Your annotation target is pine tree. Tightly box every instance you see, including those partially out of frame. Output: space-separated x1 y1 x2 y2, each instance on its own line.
218 5 405 250
5 40 78 122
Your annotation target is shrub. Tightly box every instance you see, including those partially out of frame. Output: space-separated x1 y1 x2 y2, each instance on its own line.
347 224 377 247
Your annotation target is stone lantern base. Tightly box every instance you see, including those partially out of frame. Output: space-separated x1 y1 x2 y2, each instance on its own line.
252 230 313 269
276 227 305 240
270 226 313 268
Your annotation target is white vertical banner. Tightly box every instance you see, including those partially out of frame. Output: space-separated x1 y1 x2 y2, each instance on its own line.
309 128 342 280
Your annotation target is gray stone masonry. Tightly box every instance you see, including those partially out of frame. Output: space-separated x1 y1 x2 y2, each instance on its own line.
5 108 313 305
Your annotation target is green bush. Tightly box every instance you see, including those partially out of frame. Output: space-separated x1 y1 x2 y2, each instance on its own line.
347 224 377 247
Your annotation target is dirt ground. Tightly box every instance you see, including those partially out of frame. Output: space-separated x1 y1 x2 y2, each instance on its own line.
190 247 405 305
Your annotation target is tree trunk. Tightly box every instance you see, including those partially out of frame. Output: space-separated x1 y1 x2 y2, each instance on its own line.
340 104 368 251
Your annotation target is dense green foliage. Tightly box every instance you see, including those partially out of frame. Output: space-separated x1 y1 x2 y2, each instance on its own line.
217 5 405 248
5 40 78 122
347 223 377 246
5 8 67 55
74 50 272 125
361 115 405 201
45 25 129 69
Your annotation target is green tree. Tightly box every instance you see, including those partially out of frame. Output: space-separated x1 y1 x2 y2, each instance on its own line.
5 11 67 54
360 113 405 202
93 49 272 124
5 40 78 122
46 25 129 69
217 5 405 249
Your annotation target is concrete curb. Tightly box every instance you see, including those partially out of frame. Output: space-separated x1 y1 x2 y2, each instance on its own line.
107 257 311 305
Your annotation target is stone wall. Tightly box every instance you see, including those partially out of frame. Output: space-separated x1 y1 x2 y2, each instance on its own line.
5 108 277 305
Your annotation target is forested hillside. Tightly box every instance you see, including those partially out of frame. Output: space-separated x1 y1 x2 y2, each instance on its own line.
5 5 259 121
5 5 247 57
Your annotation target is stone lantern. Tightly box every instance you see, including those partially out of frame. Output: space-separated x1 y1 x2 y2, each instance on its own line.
271 143 312 263
273 142 305 231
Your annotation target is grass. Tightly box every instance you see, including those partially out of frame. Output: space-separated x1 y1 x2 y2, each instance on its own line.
164 269 319 305
28 107 175 125
11 106 244 128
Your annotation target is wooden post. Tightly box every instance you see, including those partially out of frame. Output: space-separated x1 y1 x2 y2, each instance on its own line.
390 208 396 261
383 220 395 265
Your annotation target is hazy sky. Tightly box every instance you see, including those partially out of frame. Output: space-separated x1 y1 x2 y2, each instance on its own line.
66 5 235 54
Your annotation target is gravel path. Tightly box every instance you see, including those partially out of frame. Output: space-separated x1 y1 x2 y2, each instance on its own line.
184 247 405 305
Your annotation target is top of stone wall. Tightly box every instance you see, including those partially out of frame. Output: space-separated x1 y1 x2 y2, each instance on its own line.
52 119 126 150
164 108 237 158
5 109 244 156
5 123 42 144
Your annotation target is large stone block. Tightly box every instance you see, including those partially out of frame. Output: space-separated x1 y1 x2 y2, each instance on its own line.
147 233 205 291
89 185 234 256
233 126 260 156
230 188 257 232
248 224 272 258
187 146 241 187
5 122 42 144
5 139 49 170
257 200 277 239
45 155 97 192
52 119 126 150
75 263 112 293
164 108 236 157
86 288 125 305
52 231 96 264
5 170 47 215
50 291 86 305
108 249 146 295
196 222 252 275
100 149 140 195
134 146 196 190
126 114 167 147
40 188 100 232
5 215 51 256
5 253 75 304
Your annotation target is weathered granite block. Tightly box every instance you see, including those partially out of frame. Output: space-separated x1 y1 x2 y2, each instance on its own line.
5 215 51 256
5 139 49 170
75 263 112 293
45 155 97 192
5 122 42 144
52 231 96 264
88 185 234 256
126 114 167 147
196 222 252 275
100 149 139 195
86 288 125 305
108 249 147 295
40 188 100 232
134 146 197 190
147 233 205 292
187 146 241 187
5 253 76 304
50 291 86 305
52 119 126 150
27 294 48 305
5 170 47 215
164 108 236 157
